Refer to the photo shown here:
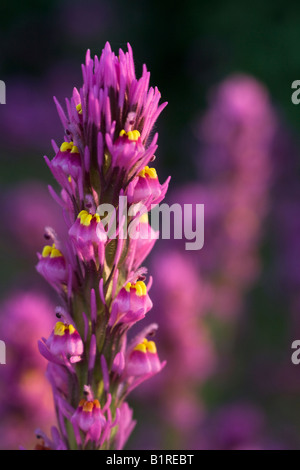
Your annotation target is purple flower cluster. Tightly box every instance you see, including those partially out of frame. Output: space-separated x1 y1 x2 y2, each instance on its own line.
34 42 169 450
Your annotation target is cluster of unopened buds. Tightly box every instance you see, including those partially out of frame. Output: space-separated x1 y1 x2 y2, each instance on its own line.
33 42 169 450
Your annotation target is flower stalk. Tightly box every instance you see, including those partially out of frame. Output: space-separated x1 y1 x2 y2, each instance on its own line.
36 42 169 450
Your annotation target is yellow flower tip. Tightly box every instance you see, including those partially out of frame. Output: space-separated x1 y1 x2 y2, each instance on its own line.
68 175 72 183
124 281 147 296
54 321 75 336
134 338 157 354
78 210 100 226
119 129 140 141
68 324 75 335
50 247 63 258
139 212 149 224
83 401 94 413
41 245 52 258
127 130 140 141
138 166 157 179
54 321 67 336
42 243 63 258
76 103 82 114
93 399 100 409
78 210 92 226
147 167 157 179
60 141 74 152
79 399 99 412
135 280 147 296
124 282 132 292
134 343 147 353
59 141 79 154
146 340 157 354
70 145 79 154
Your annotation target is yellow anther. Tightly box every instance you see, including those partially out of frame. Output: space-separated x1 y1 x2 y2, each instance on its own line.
78 210 100 226
42 243 63 258
60 141 74 152
76 103 82 115
54 322 75 336
135 282 143 296
139 213 149 224
146 167 157 179
133 338 157 354
68 176 72 183
68 324 75 335
42 245 52 258
54 321 67 336
70 145 79 154
124 280 147 296
135 280 147 296
78 210 92 226
134 343 147 353
83 401 94 413
125 282 132 292
93 399 100 409
119 129 140 141
127 130 140 140
50 247 63 258
138 166 157 179
146 340 157 354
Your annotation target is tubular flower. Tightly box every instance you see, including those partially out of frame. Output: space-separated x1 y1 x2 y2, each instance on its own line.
126 338 163 377
127 166 170 207
36 244 67 287
50 141 81 182
72 398 106 443
34 42 168 450
69 210 107 261
45 321 84 363
109 280 153 327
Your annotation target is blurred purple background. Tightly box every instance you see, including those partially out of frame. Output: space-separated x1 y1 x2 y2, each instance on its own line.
1 0 300 450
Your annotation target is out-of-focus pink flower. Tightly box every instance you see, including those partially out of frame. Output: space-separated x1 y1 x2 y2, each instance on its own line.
0 291 56 449
2 181 66 257
193 403 266 450
130 74 277 449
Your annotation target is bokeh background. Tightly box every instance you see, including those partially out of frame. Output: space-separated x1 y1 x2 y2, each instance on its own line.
1 0 300 449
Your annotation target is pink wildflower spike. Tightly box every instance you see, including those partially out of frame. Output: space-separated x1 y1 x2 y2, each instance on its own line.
35 42 168 450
